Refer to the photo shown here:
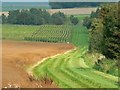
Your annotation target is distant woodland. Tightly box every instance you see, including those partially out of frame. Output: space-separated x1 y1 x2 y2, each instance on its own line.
49 2 103 9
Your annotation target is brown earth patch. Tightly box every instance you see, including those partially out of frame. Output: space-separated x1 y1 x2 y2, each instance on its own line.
2 40 74 88
47 8 97 15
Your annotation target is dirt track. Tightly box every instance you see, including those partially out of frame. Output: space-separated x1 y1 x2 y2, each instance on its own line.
2 40 74 88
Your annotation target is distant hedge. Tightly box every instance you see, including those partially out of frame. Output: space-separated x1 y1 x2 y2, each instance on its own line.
49 2 102 9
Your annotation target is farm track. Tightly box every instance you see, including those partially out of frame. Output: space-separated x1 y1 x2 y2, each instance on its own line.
32 47 118 88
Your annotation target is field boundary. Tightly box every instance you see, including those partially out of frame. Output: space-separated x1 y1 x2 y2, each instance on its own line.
27 47 77 75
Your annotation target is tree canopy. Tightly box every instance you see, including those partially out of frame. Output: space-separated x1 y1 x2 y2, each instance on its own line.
86 3 119 59
2 8 68 25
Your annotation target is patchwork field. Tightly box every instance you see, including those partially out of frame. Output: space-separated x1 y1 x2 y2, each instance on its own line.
2 24 118 88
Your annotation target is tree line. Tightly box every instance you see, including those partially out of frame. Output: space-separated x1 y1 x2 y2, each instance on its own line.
49 2 102 9
83 3 119 60
1 8 79 25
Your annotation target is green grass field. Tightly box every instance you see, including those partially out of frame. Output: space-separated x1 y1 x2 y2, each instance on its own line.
67 14 89 21
2 24 88 47
31 47 118 88
24 25 71 43
2 24 40 41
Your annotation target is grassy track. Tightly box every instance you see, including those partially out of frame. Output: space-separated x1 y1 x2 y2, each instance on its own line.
32 47 118 88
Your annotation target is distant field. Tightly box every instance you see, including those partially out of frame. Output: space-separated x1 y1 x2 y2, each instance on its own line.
2 25 71 42
24 25 71 43
2 24 40 41
74 14 90 20
47 8 97 15
2 24 88 47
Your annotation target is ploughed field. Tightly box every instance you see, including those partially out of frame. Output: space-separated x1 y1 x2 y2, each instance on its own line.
2 40 74 88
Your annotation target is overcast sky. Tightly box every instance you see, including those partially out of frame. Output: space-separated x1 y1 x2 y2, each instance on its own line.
2 0 118 2
2 0 49 2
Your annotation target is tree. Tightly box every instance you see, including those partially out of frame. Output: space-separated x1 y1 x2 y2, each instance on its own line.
89 18 103 52
83 16 91 29
16 10 30 25
41 9 51 24
49 2 102 9
8 10 20 24
52 12 66 25
100 4 120 59
89 3 120 59
2 14 7 23
83 8 100 29
70 15 79 25
5 8 67 25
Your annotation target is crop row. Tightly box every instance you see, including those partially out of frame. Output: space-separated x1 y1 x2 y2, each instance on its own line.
24 25 72 43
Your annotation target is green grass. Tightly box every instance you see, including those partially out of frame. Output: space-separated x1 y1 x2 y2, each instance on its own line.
2 24 40 41
2 24 70 42
30 25 118 88
24 25 72 43
67 14 90 21
32 47 118 88
2 24 88 47
71 25 89 47
74 14 90 20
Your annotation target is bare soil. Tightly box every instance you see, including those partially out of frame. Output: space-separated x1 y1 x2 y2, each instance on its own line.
2 40 74 88
47 8 97 15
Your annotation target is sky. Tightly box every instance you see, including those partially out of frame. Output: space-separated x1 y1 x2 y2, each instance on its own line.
2 0 49 2
2 0 118 2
